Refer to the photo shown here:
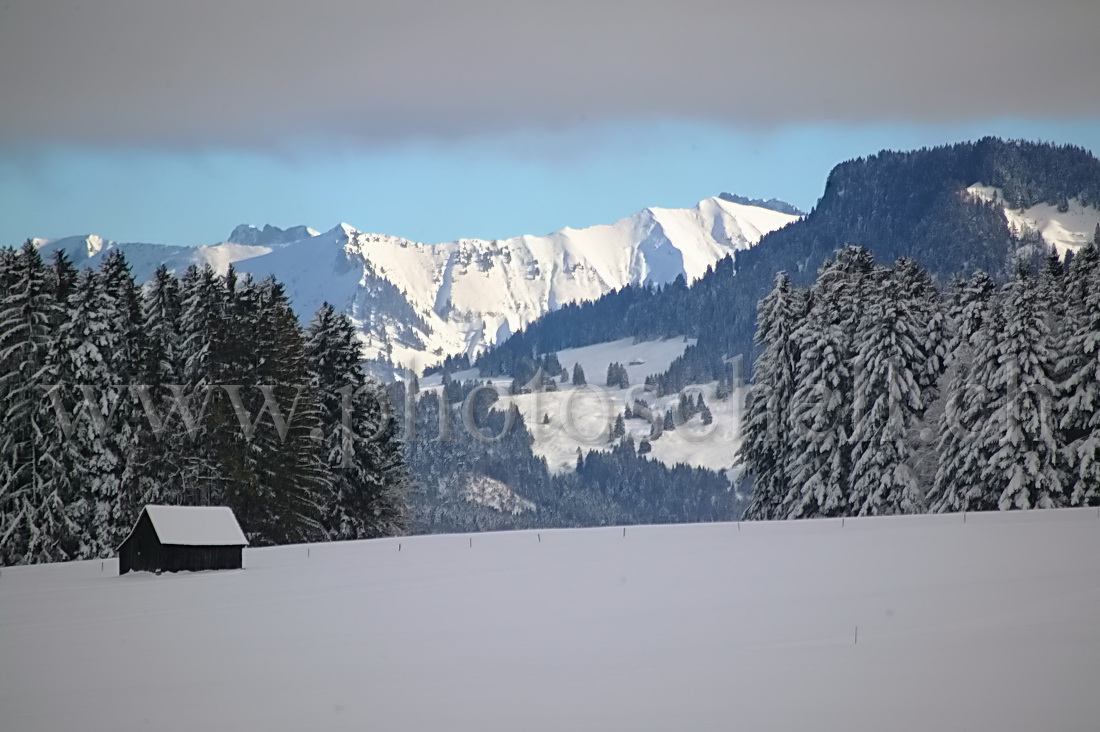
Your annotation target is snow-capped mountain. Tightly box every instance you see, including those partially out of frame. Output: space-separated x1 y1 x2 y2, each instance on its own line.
30 198 799 370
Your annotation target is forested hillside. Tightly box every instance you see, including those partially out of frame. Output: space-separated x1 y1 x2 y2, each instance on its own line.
393 377 739 534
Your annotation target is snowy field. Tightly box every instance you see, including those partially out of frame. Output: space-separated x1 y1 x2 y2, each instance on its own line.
3 509 1099 732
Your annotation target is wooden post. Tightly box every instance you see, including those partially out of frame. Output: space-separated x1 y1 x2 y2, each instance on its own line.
623 527 626 538
855 626 858 645
398 543 401 552
469 537 472 548
101 561 104 571
842 518 845 528
537 533 541 543
307 547 310 558
963 511 967 523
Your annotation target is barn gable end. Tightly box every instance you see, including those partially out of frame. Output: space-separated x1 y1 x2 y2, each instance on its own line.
118 506 248 575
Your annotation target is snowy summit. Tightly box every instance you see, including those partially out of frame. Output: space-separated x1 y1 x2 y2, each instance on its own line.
29 198 800 370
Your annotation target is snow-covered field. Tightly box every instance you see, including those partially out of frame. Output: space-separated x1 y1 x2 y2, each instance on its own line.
3 509 1098 731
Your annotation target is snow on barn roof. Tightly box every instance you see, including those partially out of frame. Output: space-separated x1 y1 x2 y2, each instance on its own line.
141 505 249 547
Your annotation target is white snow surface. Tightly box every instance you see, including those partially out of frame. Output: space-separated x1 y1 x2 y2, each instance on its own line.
464 476 535 515
423 337 745 474
3 509 1098 731
30 198 798 370
137 505 249 547
967 184 1100 257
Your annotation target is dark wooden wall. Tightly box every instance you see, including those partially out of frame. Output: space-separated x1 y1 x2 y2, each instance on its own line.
119 511 159 575
119 510 243 574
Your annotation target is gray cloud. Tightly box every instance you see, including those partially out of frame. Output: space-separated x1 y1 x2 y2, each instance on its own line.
1 0 1098 146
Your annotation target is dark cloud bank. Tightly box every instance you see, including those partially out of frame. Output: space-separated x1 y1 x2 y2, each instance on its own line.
1 0 1098 146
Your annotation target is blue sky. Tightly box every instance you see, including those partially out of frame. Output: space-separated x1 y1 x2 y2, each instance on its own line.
5 118 1099 247
2 1 1098 247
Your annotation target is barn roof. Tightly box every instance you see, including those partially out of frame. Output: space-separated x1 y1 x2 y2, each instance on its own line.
140 505 249 547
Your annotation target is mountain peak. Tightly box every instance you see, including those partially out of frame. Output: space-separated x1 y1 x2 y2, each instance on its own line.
717 193 806 217
323 222 359 241
225 223 319 246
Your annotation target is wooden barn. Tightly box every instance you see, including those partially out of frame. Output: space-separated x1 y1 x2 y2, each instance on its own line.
118 505 248 575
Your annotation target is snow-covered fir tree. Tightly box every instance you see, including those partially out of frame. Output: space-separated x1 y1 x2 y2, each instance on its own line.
306 302 408 540
128 265 186 508
0 243 79 564
572 362 586 386
739 272 807 520
176 264 228 505
929 272 1001 512
1057 243 1100 505
847 267 937 515
782 318 851 518
980 268 1066 509
51 268 129 555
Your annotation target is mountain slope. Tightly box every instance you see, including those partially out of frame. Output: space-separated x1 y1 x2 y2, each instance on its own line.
28 199 797 370
476 139 1100 385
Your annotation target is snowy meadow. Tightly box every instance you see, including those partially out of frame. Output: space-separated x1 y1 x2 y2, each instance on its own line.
3 508 1099 732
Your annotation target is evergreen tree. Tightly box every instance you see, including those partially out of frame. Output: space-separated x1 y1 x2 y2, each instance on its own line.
130 264 189 510
47 249 78 305
572 363 586 386
662 410 675 433
847 272 933 515
605 362 629 389
0 243 77 564
94 252 147 540
1057 243 1100 505
176 265 227 505
782 319 851 518
929 272 1000 512
53 269 126 555
141 265 184 385
739 273 807 519
981 271 1066 509
306 303 408 539
757 249 871 519
225 277 327 544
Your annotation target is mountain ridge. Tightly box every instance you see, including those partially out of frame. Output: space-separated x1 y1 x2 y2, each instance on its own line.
27 196 799 370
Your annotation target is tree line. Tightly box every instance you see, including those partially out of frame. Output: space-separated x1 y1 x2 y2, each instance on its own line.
739 240 1100 519
1 242 407 565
